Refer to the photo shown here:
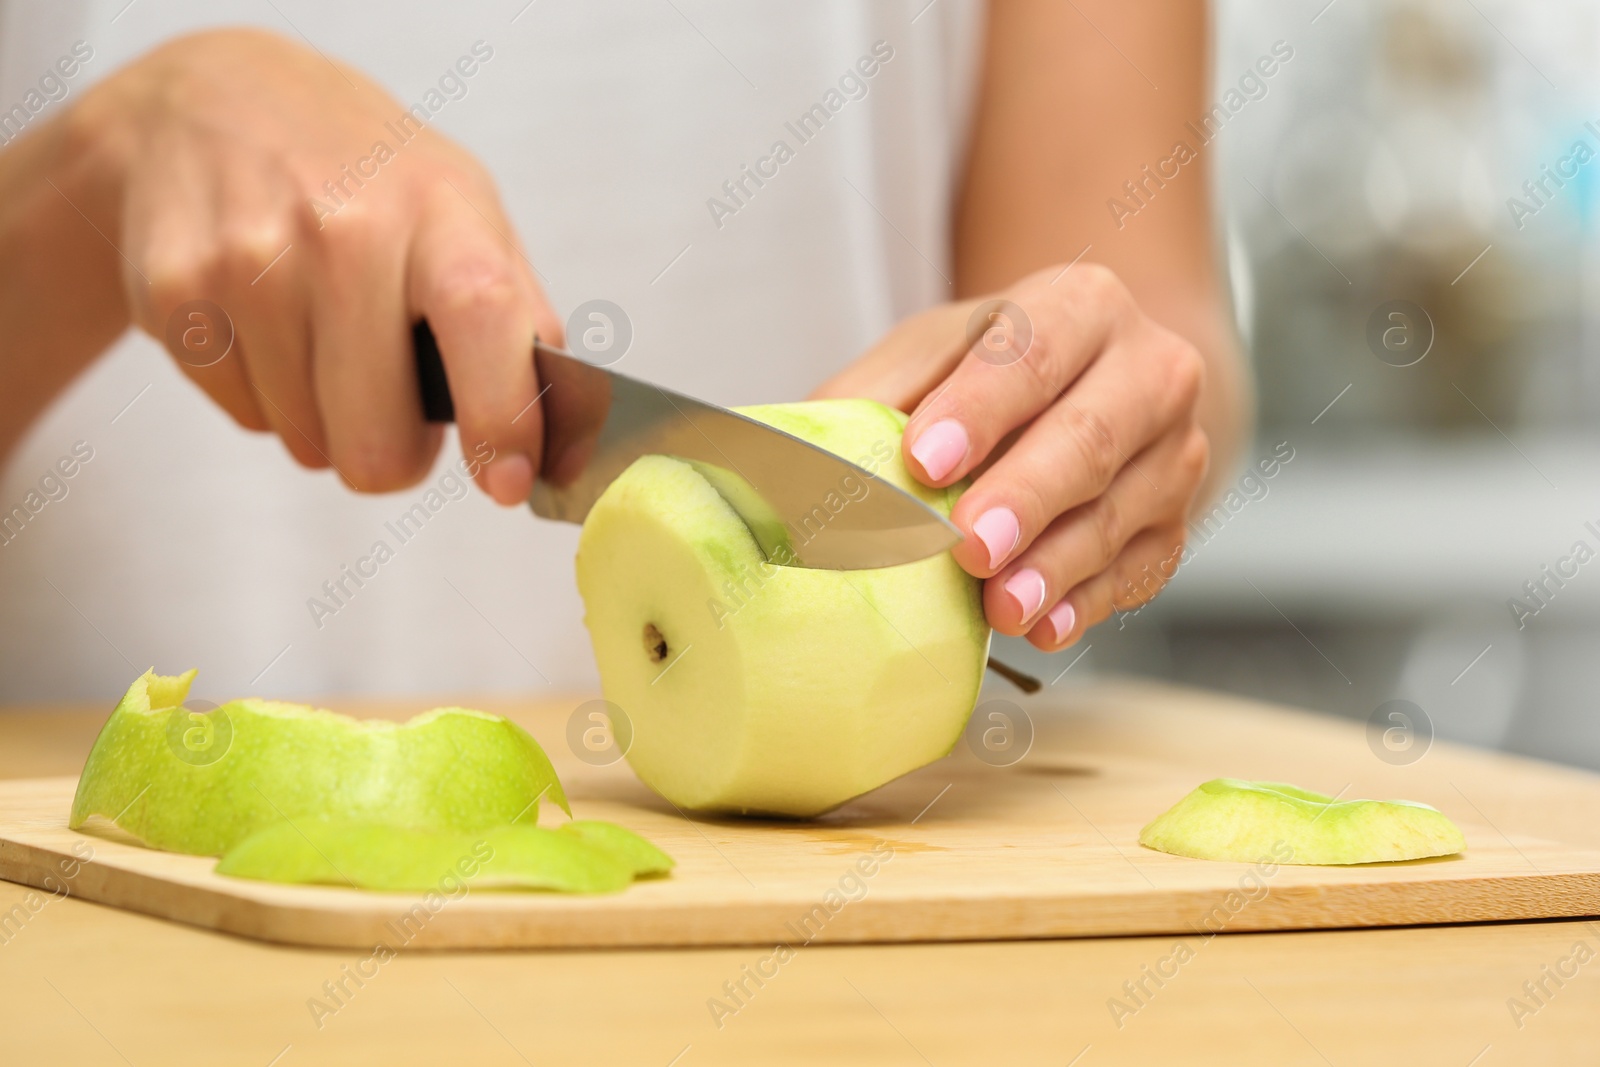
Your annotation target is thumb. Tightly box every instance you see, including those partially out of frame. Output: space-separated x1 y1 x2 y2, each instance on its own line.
809 299 982 411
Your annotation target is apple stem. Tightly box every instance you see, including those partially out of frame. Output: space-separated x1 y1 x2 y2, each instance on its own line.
986 657 1042 694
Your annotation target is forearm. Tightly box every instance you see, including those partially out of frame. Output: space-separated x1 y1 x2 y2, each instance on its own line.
0 107 130 464
954 0 1249 503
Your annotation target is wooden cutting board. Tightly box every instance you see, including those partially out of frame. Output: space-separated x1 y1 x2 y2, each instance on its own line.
2 681 1598 950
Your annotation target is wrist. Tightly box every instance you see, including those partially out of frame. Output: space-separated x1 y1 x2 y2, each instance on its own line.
0 93 135 461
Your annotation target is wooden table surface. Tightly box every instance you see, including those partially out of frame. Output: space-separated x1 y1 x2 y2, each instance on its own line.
2 681 1597 1065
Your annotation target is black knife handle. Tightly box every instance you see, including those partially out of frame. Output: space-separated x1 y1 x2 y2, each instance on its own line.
412 321 455 423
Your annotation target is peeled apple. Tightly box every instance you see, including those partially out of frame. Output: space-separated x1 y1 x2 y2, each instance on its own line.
575 398 991 816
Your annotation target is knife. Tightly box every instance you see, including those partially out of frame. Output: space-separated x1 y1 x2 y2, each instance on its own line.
412 322 961 570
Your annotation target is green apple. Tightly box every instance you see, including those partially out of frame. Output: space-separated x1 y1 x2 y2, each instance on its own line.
575 398 990 816
71 670 568 856
1138 778 1466 865
216 819 672 893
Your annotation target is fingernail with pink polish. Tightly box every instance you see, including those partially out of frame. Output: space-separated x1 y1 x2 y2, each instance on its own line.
972 507 1020 569
909 419 968 482
1003 568 1047 623
1046 600 1076 645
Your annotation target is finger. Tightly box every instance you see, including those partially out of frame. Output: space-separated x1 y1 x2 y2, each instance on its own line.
983 427 1207 635
979 425 1205 635
901 264 1134 487
809 300 979 410
124 144 270 434
238 275 325 469
408 185 562 506
1024 523 1191 652
311 201 438 492
171 339 269 432
950 327 1205 576
211 163 325 468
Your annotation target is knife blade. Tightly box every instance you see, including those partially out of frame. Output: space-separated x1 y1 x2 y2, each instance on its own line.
412 322 961 570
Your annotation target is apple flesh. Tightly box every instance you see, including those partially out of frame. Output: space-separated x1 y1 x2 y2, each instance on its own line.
575 398 990 817
71 670 568 855
216 819 672 893
1138 778 1466 864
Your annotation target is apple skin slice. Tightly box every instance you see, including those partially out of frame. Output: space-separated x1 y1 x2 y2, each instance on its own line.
1138 778 1467 865
215 820 669 893
70 670 569 856
560 820 675 877
575 398 991 817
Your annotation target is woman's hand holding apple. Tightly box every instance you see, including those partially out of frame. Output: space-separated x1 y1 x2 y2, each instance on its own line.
814 263 1212 650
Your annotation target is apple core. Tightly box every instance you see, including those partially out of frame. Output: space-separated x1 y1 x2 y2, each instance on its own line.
643 623 669 663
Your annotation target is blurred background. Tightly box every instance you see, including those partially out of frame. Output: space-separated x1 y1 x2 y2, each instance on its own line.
8 0 1600 776
1004 0 1600 771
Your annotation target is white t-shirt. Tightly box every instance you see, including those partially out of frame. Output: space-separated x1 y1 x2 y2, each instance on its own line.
0 0 983 702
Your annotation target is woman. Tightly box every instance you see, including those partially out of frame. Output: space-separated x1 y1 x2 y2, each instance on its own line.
0 0 1244 700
